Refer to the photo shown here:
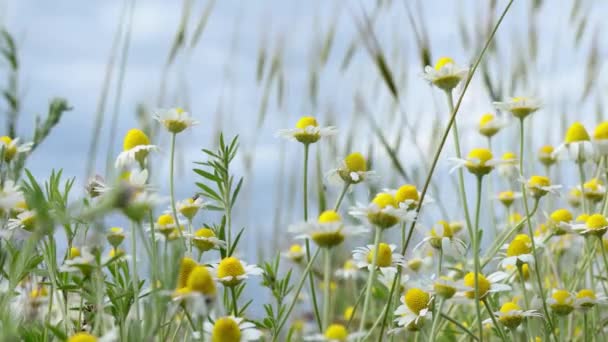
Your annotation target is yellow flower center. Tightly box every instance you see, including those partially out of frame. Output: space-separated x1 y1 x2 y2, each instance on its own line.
500 301 521 313
193 227 216 252
395 185 419 204
372 193 397 209
366 242 393 267
467 148 493 164
177 257 198 289
123 129 150 151
0 136 17 161
550 209 572 223
289 244 303 254
463 272 491 299
552 290 572 305
506 237 531 257
295 116 318 129
69 247 81 259
404 288 430 314
30 286 48 299
512 97 524 102
318 210 341 223
434 57 454 71
344 152 367 172
509 212 523 224
408 258 423 272
528 175 550 188
586 214 607 230
502 152 517 161
479 113 495 126
344 306 354 320
212 317 241 342
343 259 356 270
576 214 589 223
157 214 175 226
109 248 125 258
594 122 608 140
576 289 596 300
539 145 554 154
434 277 456 299
324 324 348 341
68 333 97 342
217 257 245 279
564 122 590 143
584 178 602 192
187 265 217 296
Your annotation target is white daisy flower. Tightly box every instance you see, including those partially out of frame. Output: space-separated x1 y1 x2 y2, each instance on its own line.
544 208 575 236
335 259 364 280
276 116 337 145
579 178 605 203
326 152 376 185
477 113 509 138
391 287 433 332
203 316 262 341
548 289 575 316
176 196 206 220
449 148 504 177
282 244 306 263
422 57 468 91
60 247 96 274
493 96 541 120
570 213 608 237
383 184 432 211
154 107 198 134
0 180 24 211
522 175 561 199
184 227 226 252
496 190 522 208
538 145 557 166
459 271 511 299
415 220 466 256
115 129 158 169
210 256 263 287
352 243 405 273
592 122 608 156
574 289 608 311
304 323 365 341
482 301 542 329
350 193 417 229
553 122 594 162
7 210 36 232
496 152 519 179
0 136 33 162
290 210 369 248
499 234 539 268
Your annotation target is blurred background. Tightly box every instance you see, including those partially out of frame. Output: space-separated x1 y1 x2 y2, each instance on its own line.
1 0 607 260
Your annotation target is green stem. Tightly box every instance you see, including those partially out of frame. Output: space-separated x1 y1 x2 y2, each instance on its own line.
473 176 484 342
517 265 533 339
429 298 445 341
333 183 350 212
358 228 382 340
169 133 186 247
131 222 140 321
599 237 608 277
584 312 589 342
577 151 588 214
274 249 321 340
440 313 479 341
303 144 310 220
231 286 239 316
322 248 332 330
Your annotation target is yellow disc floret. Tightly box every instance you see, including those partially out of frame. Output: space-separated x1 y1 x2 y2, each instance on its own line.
551 290 574 316
68 333 97 342
366 242 393 267
0 136 17 162
217 257 245 286
177 257 198 289
463 272 491 299
294 116 320 144
565 122 590 143
498 302 523 328
465 148 494 176
318 210 342 223
368 193 400 228
395 185 419 206
123 129 150 151
193 227 217 252
324 324 348 341
211 317 241 342
404 288 430 314
344 152 367 172
187 265 217 296
68 247 81 259
594 122 608 140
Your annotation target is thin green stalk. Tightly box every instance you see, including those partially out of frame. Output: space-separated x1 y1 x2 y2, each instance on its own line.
333 183 350 211
274 249 321 340
303 144 310 220
169 133 186 247
576 151 588 214
599 237 608 276
584 312 589 342
376 2 515 337
440 313 479 341
482 299 508 342
322 248 332 330
358 228 382 340
131 222 140 321
518 265 534 339
429 298 445 341
473 176 484 342
231 286 239 316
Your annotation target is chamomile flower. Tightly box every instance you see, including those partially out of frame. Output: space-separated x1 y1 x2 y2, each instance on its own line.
500 234 537 268
493 96 541 120
67 331 117 342
184 227 226 253
496 190 521 208
203 316 262 341
450 148 500 176
390 184 431 210
277 116 337 145
60 247 95 275
524 175 561 199
106 227 126 248
574 289 608 311
422 57 468 91
553 122 594 162
392 288 433 331
546 208 574 235
548 289 575 316
538 145 557 167
415 220 466 255
593 122 608 156
483 301 541 329
211 256 262 287
0 136 33 162
349 193 416 229
304 323 365 341
283 244 306 263
0 180 24 212
115 129 158 169
477 113 507 138
121 190 164 222
335 259 363 280
7 210 36 232
327 152 375 185
172 265 217 317
352 243 405 272
155 107 198 134
568 187 583 208
580 178 605 203
497 152 519 179
176 197 206 220
290 210 369 248
460 272 511 299
571 213 608 237
152 213 184 238
432 276 459 299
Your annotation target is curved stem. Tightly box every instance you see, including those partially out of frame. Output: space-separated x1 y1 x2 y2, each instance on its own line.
482 299 508 342
577 151 588 214
333 183 350 212
322 248 332 330
131 222 140 320
429 298 445 341
358 228 382 340
473 176 484 342
169 133 186 247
